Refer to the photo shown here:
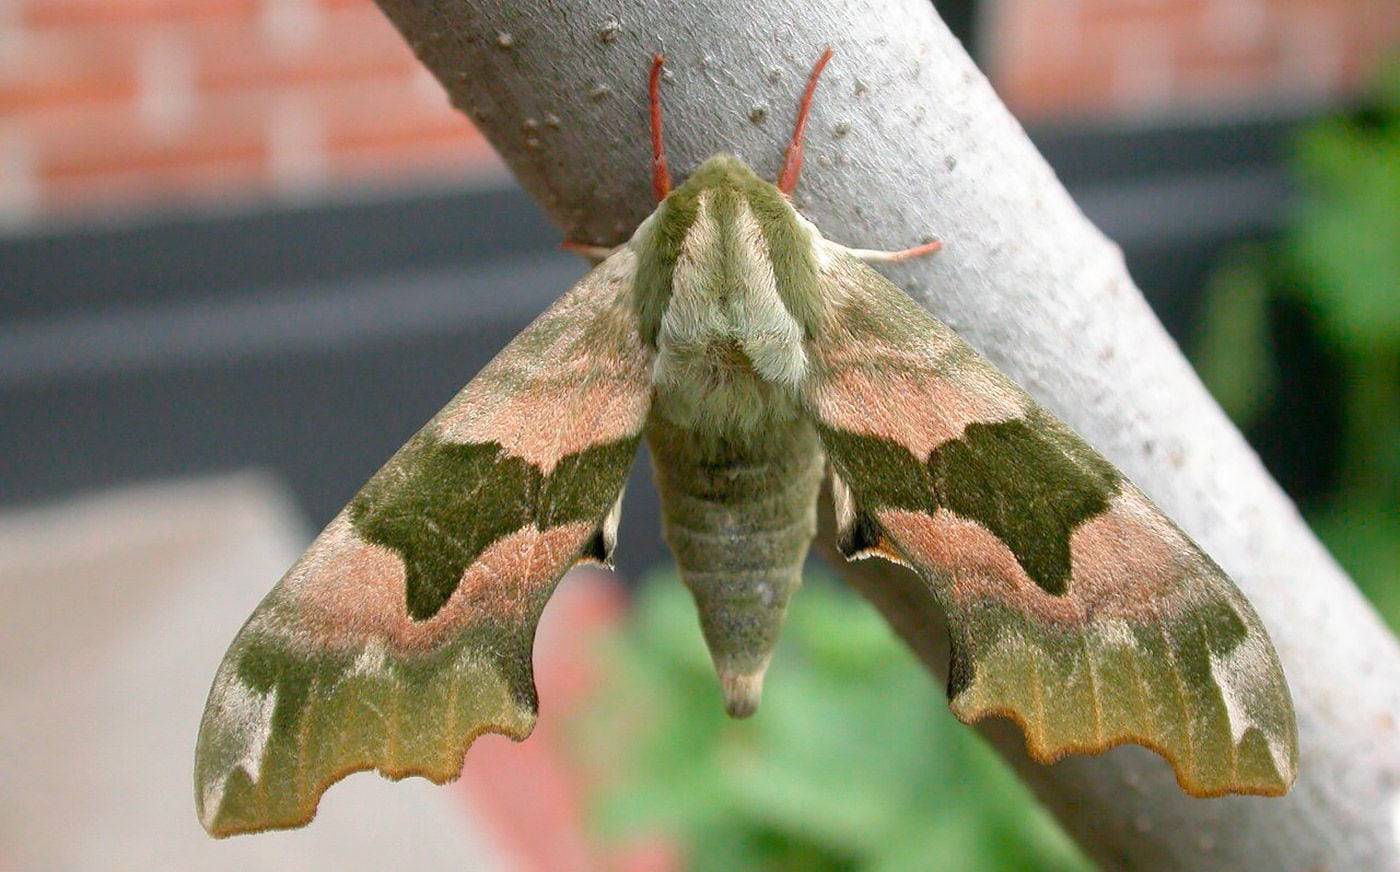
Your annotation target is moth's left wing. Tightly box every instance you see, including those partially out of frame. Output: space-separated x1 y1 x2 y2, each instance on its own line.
195 250 652 836
803 250 1297 796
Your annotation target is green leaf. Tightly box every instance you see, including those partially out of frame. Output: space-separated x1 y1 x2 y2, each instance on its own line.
1289 63 1400 352
1193 246 1278 427
571 572 1094 871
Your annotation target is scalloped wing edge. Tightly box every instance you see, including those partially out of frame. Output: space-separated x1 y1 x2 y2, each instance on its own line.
941 576 1299 797
195 632 539 837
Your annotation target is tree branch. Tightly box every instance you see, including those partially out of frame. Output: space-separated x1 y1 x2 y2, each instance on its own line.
372 0 1400 867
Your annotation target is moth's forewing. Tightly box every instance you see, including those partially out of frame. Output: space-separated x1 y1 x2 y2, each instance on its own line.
805 251 1298 797
195 251 653 836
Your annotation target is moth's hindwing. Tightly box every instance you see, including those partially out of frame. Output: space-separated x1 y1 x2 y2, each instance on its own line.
195 251 652 836
805 250 1298 796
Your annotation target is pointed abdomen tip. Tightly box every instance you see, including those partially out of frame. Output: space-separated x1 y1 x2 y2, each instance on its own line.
721 669 767 719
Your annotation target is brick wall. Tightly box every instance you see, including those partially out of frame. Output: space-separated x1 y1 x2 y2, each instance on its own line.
992 0 1398 120
0 0 494 225
0 0 1395 225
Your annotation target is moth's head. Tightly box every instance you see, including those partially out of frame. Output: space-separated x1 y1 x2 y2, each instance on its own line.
630 153 824 346
646 151 803 243
670 153 768 194
627 51 834 346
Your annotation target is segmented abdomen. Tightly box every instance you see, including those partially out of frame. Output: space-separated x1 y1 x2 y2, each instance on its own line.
646 415 824 716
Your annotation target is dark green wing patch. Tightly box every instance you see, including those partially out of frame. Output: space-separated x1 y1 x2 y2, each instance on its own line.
351 433 639 620
819 411 1120 596
926 415 1119 595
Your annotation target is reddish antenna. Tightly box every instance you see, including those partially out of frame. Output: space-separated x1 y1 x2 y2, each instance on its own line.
649 53 671 202
775 47 834 195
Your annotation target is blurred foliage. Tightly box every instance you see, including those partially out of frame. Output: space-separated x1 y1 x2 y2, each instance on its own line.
572 575 1090 872
1194 60 1400 625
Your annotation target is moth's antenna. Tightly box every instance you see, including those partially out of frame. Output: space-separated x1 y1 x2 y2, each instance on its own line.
776 47 834 196
650 53 671 201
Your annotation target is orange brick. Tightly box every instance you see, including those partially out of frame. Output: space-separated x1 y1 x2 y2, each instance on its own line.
1172 6 1287 102
22 0 259 27
37 100 269 217
40 122 265 184
325 125 500 187
312 74 463 144
313 0 373 11
997 55 1119 121
1173 32 1283 70
990 0 1399 118
1076 3 1201 61
192 7 418 94
327 123 491 168
1174 52 1288 105
0 24 142 113
1076 0 1211 26
0 67 138 114
990 0 1082 72
35 86 269 183
316 75 496 181
1324 0 1398 88
40 150 267 215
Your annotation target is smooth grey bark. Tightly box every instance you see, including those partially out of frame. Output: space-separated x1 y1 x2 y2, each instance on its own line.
370 0 1400 868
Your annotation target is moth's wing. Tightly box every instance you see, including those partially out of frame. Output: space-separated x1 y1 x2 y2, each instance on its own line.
195 251 652 836
803 251 1297 796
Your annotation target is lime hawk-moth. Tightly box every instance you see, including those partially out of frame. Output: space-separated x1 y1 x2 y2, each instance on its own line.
195 50 1297 837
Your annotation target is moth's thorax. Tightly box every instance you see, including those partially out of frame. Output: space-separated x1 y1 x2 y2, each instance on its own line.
629 155 829 435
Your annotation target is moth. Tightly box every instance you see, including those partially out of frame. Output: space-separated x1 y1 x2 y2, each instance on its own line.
196 49 1297 837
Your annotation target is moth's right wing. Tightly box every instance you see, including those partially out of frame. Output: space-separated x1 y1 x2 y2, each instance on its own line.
195 249 653 836
802 249 1297 796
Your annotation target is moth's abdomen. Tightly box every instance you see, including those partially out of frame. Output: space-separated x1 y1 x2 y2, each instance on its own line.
647 416 824 717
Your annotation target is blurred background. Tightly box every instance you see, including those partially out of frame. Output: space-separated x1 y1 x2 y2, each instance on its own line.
1 0 1396 869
